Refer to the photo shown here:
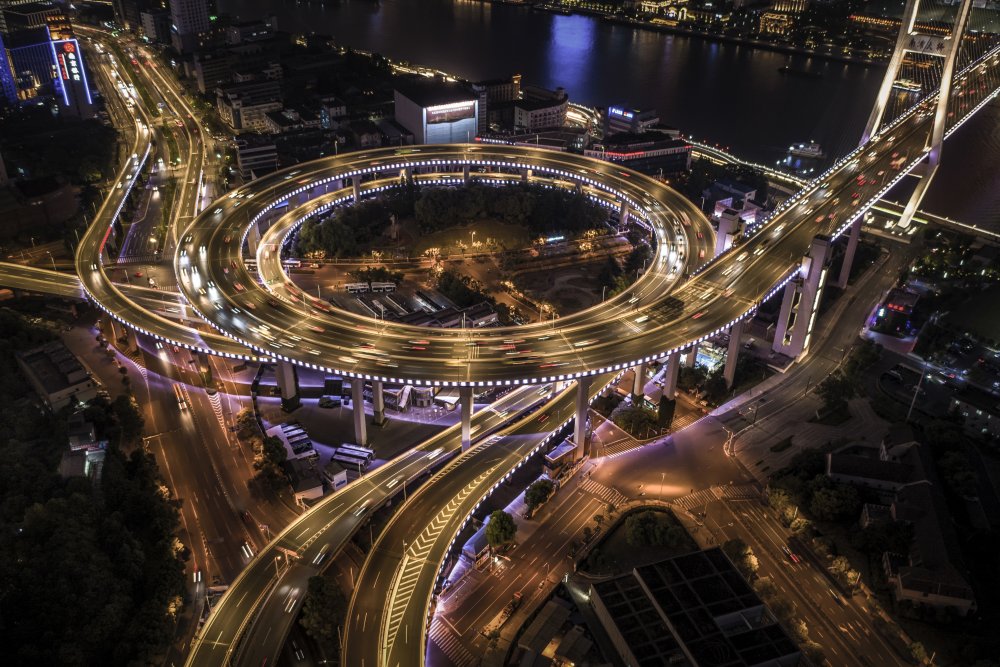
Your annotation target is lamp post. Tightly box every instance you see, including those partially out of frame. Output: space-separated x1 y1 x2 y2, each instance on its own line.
274 554 282 576
46 251 56 272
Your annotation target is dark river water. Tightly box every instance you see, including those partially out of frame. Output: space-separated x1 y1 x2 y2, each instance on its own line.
219 0 1000 227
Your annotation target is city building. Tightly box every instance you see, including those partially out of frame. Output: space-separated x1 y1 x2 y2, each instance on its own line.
471 73 521 130
225 17 277 46
585 132 692 176
826 425 977 616
395 302 497 328
394 78 478 145
322 459 348 491
605 105 660 135
216 79 282 132
140 8 172 45
1 1 62 32
16 340 99 410
262 108 321 135
235 136 278 180
0 23 94 117
950 386 1000 439
512 85 568 133
112 0 145 32
589 548 801 666
284 458 324 507
168 0 210 53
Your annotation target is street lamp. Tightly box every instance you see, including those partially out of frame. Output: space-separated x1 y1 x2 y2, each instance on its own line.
46 251 56 272
273 554 282 576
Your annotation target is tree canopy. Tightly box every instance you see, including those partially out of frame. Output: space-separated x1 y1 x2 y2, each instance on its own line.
524 479 554 511
485 510 517 549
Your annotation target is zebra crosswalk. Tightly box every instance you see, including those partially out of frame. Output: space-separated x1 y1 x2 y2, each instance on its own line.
579 478 630 509
599 438 644 460
721 483 760 502
428 617 476 667
672 487 721 511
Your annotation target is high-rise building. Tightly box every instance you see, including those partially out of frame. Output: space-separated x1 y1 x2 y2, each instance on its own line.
0 25 94 117
0 0 38 32
169 0 209 53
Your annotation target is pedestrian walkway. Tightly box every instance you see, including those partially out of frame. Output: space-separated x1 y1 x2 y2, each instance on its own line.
428 617 476 667
579 478 629 508
720 483 760 501
599 438 643 460
672 487 721 511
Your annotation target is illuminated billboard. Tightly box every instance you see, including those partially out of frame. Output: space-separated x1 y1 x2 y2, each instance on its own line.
608 106 634 120
49 38 93 108
426 100 476 125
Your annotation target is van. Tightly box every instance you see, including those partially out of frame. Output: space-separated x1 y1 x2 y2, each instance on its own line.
743 338 755 350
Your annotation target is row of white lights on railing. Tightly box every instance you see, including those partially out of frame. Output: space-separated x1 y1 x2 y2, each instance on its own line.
183 154 760 384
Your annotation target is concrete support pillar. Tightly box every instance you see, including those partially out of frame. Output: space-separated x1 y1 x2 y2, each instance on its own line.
715 210 741 257
619 201 630 227
837 217 863 289
520 168 530 183
247 221 261 255
400 166 413 186
460 385 474 451
197 352 214 387
685 343 699 368
724 320 745 390
275 361 300 412
351 379 367 446
352 177 361 203
631 363 646 400
662 352 681 399
463 164 471 185
372 380 386 426
574 376 592 456
772 235 832 359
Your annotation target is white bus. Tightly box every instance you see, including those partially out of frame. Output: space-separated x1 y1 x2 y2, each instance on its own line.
345 282 369 294
338 444 375 462
370 282 396 293
283 259 302 269
333 452 369 471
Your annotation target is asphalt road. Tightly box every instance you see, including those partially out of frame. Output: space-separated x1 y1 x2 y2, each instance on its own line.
187 383 562 667
343 376 613 667
174 48 1000 389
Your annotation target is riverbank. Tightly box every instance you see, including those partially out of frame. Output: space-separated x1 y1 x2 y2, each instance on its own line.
530 3 882 66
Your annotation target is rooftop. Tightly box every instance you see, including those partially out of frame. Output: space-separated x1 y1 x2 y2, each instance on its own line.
16 340 90 396
395 77 477 108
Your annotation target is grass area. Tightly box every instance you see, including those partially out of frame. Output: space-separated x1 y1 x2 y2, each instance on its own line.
580 508 697 577
410 220 530 255
770 436 794 453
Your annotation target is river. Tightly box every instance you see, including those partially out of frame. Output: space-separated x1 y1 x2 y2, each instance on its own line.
218 0 1000 227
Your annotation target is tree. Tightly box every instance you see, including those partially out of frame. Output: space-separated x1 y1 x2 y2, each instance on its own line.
909 641 928 664
722 538 759 580
253 435 288 492
816 371 855 413
809 483 860 521
111 394 145 445
299 575 347 650
623 511 686 548
657 396 676 429
524 479 554 512
610 403 658 439
485 510 517 550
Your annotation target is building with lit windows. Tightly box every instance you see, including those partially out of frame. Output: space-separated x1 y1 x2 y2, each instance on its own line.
512 85 568 133
605 105 660 135
585 133 692 176
0 25 94 117
394 78 478 145
168 0 209 53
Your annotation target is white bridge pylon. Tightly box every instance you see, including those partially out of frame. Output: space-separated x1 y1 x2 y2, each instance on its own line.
861 0 976 229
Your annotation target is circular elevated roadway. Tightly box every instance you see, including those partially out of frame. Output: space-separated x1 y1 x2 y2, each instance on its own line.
175 144 737 387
